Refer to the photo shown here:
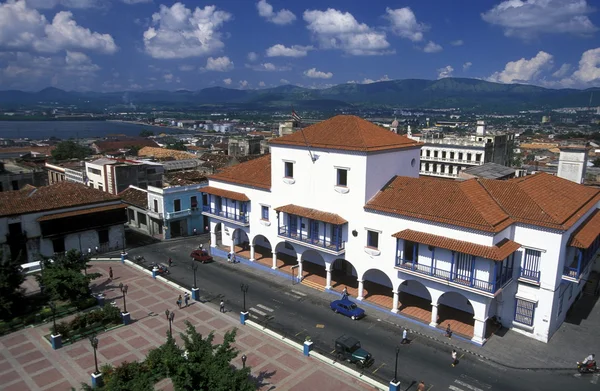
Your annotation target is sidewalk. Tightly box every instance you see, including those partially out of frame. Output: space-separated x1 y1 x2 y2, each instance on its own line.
0 261 383 391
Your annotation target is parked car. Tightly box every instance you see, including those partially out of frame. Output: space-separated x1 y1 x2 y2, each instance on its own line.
334 335 374 368
190 250 213 264
330 298 365 320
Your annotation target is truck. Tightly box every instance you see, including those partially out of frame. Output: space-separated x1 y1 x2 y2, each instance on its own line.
334 335 374 368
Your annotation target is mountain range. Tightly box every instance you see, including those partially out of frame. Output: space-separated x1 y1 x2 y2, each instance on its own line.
0 78 598 112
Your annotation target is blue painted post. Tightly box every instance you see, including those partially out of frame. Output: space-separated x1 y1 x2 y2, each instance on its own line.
121 312 131 325
303 340 313 356
51 334 62 350
120 252 126 264
450 252 455 281
395 239 400 266
412 244 417 270
576 250 583 277
389 380 401 391
430 248 435 275
192 288 200 301
470 256 476 287
152 267 158 279
91 373 103 388
492 261 498 292
96 294 105 307
240 311 249 325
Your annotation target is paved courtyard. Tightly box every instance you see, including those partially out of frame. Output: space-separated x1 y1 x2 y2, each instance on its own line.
0 261 381 391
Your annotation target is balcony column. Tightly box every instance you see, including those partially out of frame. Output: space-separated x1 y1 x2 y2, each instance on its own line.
472 317 486 345
230 230 236 253
356 280 365 301
325 262 332 289
210 228 217 248
297 253 303 280
271 251 277 270
249 244 255 262
391 290 399 314
429 303 439 327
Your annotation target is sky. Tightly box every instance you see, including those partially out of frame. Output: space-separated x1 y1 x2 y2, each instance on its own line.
0 0 599 92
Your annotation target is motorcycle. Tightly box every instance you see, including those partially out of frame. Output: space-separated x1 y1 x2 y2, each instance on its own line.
577 361 598 374
134 255 145 263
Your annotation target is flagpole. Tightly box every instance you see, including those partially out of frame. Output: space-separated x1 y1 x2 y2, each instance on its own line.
291 106 316 163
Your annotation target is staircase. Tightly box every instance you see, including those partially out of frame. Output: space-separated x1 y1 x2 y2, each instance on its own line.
301 278 325 292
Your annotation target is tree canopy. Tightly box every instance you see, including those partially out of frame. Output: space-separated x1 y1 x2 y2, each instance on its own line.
139 130 154 138
51 141 93 161
0 250 25 320
166 140 187 151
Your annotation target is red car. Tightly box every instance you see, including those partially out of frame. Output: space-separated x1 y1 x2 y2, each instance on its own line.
190 250 213 264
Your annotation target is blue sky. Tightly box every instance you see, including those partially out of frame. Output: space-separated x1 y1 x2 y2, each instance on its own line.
0 0 599 91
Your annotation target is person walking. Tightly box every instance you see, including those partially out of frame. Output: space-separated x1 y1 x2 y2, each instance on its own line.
232 253 237 263
184 292 190 307
417 381 425 391
177 295 182 309
220 300 225 313
451 349 458 367
168 257 173 267
342 286 348 299
227 252 232 263
401 328 408 344
445 323 453 339
108 267 113 280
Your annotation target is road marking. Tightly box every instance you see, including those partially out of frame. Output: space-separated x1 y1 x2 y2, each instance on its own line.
330 349 336 354
371 362 385 374
459 375 491 389
295 329 306 337
454 380 484 391
591 374 599 384
256 304 274 312
284 292 303 299
316 324 325 328
426 385 433 391
448 386 463 391
291 290 307 296
272 299 283 304
249 307 266 316
249 314 259 319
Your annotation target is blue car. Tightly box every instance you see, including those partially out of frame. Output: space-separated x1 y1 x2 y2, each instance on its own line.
330 298 365 320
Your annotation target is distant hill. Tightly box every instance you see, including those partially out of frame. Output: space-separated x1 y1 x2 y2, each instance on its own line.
1 78 598 112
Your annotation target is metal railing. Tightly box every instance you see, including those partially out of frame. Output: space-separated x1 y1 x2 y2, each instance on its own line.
202 206 249 224
278 225 345 252
165 209 192 219
519 268 540 283
420 155 484 165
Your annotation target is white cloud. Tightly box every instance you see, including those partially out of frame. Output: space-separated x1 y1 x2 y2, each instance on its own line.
437 65 454 79
488 51 554 83
163 73 181 83
384 7 428 42
570 47 600 84
450 39 464 46
223 78 232 85
26 0 105 9
280 78 289 84
266 44 313 57
348 75 391 84
65 50 100 73
552 63 571 78
256 0 296 25
303 8 392 56
0 1 117 54
259 81 266 87
204 56 233 72
246 62 290 71
143 3 232 59
122 0 152 4
179 64 195 71
481 0 598 39
239 80 249 88
247 51 258 62
423 41 442 53
304 67 333 79
463 61 472 71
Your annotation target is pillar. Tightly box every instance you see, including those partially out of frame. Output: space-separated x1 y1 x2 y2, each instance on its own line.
472 318 486 345
357 280 364 301
230 240 235 254
249 244 255 262
325 262 332 289
272 251 277 270
391 290 399 313
210 231 217 248
429 303 438 327
297 253 303 280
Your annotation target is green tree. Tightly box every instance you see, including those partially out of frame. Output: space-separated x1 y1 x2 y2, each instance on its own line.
139 130 154 138
593 158 600 167
0 251 25 320
51 141 92 161
166 141 187 151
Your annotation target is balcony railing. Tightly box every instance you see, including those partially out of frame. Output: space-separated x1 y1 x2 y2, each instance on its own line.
278 225 345 252
202 206 249 224
420 155 484 165
166 209 192 219
395 258 511 294
519 267 540 283
563 240 600 280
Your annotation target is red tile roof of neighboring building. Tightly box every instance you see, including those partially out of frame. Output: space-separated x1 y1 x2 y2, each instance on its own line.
269 115 422 152
201 186 250 202
274 204 347 225
367 172 600 233
393 230 521 261
94 139 159 153
0 182 121 217
37 203 126 221
568 209 600 249
208 154 271 190
118 187 148 209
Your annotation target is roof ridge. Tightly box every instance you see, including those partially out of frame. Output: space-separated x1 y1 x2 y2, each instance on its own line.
459 179 511 230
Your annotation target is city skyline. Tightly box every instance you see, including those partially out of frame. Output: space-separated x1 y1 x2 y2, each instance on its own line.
0 0 599 91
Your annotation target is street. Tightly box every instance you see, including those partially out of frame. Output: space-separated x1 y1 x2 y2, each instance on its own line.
126 237 600 391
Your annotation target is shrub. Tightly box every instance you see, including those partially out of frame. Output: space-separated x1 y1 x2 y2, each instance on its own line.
23 314 37 325
86 310 104 326
39 307 52 320
75 296 97 311
100 305 121 324
53 321 70 338
70 314 87 330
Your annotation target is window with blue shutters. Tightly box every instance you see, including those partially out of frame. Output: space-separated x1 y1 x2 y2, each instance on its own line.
520 249 541 282
261 205 269 220
515 299 535 326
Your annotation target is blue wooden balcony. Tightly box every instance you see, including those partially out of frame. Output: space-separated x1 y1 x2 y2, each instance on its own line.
519 267 540 283
395 257 513 295
202 206 249 225
278 225 345 252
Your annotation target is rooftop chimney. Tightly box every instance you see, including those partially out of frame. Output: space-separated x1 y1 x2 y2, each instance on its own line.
557 146 588 184
476 120 486 136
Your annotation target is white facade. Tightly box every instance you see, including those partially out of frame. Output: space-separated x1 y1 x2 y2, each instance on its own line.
557 148 588 184
204 116 600 345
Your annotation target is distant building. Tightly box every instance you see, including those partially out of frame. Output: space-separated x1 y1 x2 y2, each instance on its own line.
457 162 516 180
85 158 164 194
0 160 46 192
92 138 159 155
45 161 86 185
557 146 589 184
228 137 262 156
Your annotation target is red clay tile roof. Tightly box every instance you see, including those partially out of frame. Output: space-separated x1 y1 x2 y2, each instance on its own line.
0 182 121 217
274 204 347 225
269 115 422 152
392 230 521 261
94 139 159 153
201 186 250 202
37 203 126 221
208 154 271 190
366 172 600 232
119 187 148 209
569 209 600 248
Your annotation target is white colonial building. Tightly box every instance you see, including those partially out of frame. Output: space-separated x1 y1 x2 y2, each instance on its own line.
202 115 600 345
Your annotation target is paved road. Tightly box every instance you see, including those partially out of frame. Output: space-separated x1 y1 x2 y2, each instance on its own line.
126 238 600 391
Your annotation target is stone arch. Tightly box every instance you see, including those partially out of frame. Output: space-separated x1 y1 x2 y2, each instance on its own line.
398 279 432 302
274 241 297 257
437 291 474 315
331 258 358 278
252 234 272 251
396 279 433 324
231 228 250 255
213 222 223 246
301 249 326 267
436 291 477 338
360 268 394 304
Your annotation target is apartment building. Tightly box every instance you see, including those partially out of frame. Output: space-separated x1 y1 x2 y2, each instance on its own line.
202 115 600 345
85 158 164 194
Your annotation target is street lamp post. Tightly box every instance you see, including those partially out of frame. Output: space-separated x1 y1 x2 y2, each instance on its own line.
119 283 130 325
89 334 103 388
241 354 247 369
48 301 63 350
240 283 249 325
191 263 200 301
165 309 175 337
390 346 401 391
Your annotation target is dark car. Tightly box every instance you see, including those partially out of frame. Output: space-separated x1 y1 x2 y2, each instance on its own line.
330 298 365 320
334 335 374 368
190 250 213 264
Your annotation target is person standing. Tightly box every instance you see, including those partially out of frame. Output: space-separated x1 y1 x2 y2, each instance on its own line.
177 295 182 309
446 324 453 339
108 267 113 280
342 287 348 299
401 328 408 344
168 257 173 267
451 349 458 367
184 292 190 307
220 300 225 313
417 381 425 391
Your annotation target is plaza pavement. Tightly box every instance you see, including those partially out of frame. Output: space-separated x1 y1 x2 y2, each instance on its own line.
0 261 383 391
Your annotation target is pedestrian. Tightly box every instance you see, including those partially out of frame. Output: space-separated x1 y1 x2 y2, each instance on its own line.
108 267 113 280
232 253 237 263
227 252 232 263
445 323 452 339
220 300 225 313
168 257 173 267
342 286 348 299
193 228 197 235
184 292 190 307
451 349 458 367
417 381 425 391
401 328 408 344
177 295 182 309
88 247 92 256
199 243 203 250
95 246 99 254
